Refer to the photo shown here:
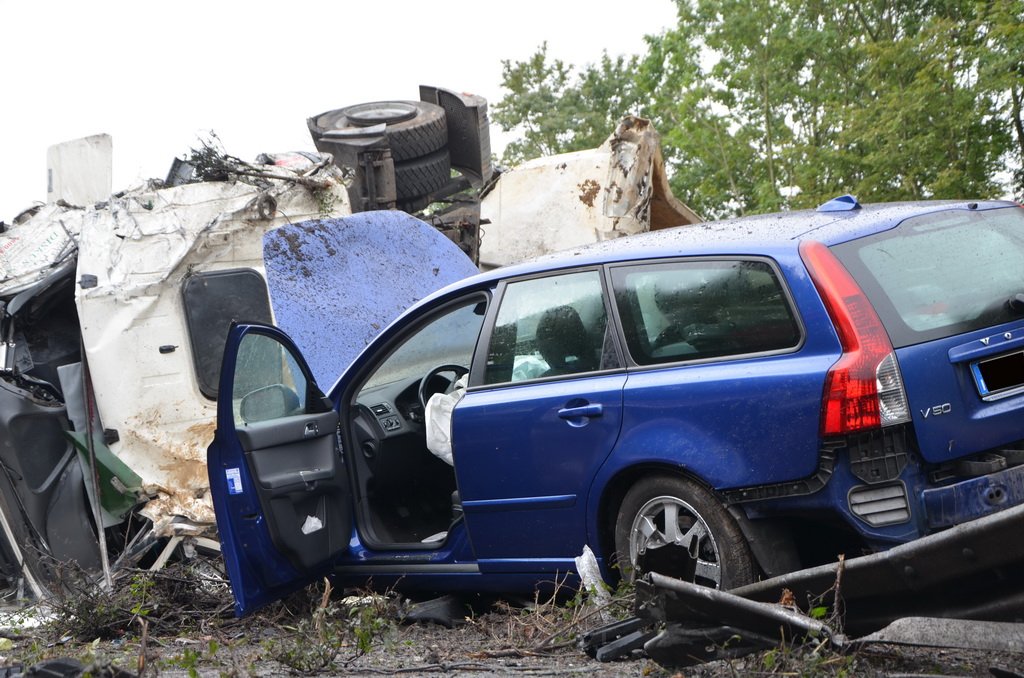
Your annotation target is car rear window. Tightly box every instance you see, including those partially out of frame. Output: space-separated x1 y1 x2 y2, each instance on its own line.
831 206 1024 348
610 259 801 366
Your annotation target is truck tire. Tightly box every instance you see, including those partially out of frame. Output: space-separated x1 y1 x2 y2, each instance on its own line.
397 195 432 214
614 475 755 589
310 101 447 162
395 149 451 201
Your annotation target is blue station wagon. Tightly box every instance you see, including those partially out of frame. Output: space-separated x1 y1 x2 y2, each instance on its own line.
209 198 1024 614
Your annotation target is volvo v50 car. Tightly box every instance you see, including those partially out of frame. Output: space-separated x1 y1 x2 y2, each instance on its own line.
209 197 1024 614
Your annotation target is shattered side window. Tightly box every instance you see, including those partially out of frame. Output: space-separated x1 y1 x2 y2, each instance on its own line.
182 269 273 399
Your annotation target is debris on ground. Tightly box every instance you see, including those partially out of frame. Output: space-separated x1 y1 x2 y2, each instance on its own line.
584 503 1024 671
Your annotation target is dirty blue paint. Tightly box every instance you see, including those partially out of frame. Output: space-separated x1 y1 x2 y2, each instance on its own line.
921 463 1024 529
263 212 478 389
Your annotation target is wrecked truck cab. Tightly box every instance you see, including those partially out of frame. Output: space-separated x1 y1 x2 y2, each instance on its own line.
0 159 353 594
75 171 353 529
0 87 706 601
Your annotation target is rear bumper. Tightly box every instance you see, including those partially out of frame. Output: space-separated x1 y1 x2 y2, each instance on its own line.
921 462 1024 529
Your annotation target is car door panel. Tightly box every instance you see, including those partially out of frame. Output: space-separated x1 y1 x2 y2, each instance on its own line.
454 374 625 568
236 411 337 451
453 269 625 571
240 412 338 490
209 323 351 616
240 411 347 570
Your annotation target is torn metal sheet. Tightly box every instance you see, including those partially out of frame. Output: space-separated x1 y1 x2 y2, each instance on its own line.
733 502 1024 635
583 572 839 667
0 202 80 296
585 500 1024 668
478 116 701 269
73 168 351 528
640 572 838 645
263 213 479 388
615 586 1024 668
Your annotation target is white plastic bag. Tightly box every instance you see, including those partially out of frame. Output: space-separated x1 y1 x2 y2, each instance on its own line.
575 544 612 622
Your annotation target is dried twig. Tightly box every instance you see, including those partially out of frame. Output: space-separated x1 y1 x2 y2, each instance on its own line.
186 133 332 190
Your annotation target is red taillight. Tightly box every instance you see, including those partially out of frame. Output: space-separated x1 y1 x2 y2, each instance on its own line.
799 240 909 436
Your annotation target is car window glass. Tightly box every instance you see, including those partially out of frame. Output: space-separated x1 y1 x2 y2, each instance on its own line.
484 271 611 384
361 300 486 393
832 207 1024 347
611 260 800 365
182 269 273 399
232 333 310 425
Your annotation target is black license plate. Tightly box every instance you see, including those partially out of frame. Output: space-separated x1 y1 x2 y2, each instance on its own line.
973 350 1024 398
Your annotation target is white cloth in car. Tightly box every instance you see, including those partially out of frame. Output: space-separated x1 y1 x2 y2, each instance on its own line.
424 374 468 466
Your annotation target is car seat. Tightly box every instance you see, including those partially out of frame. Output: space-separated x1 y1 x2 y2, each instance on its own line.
535 305 596 377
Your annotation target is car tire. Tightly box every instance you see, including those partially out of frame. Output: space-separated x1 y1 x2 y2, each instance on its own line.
394 149 451 201
310 100 448 162
613 475 755 589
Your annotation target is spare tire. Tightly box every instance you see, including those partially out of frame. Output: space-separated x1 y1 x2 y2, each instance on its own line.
309 101 447 162
395 149 451 201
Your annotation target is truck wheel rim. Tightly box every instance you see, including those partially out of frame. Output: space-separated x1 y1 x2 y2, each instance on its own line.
341 102 418 126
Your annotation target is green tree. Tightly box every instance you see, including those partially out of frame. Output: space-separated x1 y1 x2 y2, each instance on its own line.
495 0 1024 217
972 0 1024 199
492 43 645 165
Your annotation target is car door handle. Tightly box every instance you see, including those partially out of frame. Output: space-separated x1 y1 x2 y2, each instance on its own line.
558 403 603 419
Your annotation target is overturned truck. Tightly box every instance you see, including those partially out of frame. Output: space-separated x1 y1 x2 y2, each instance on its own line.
0 161 353 596
0 87 698 597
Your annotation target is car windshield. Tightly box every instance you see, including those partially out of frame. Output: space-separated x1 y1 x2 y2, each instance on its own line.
361 300 485 391
832 206 1024 347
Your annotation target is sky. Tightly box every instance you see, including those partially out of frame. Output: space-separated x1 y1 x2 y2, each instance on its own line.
0 0 679 222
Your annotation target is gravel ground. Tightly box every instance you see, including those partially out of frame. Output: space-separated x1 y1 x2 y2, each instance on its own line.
4 567 1024 677
7 606 1024 677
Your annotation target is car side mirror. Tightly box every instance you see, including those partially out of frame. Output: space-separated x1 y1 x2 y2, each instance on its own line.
239 383 301 423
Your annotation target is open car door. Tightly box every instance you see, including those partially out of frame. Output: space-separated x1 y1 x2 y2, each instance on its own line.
208 323 350 615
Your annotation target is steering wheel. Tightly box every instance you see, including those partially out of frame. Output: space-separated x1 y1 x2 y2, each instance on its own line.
418 364 469 409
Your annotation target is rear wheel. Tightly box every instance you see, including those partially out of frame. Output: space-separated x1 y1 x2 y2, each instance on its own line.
613 475 755 589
